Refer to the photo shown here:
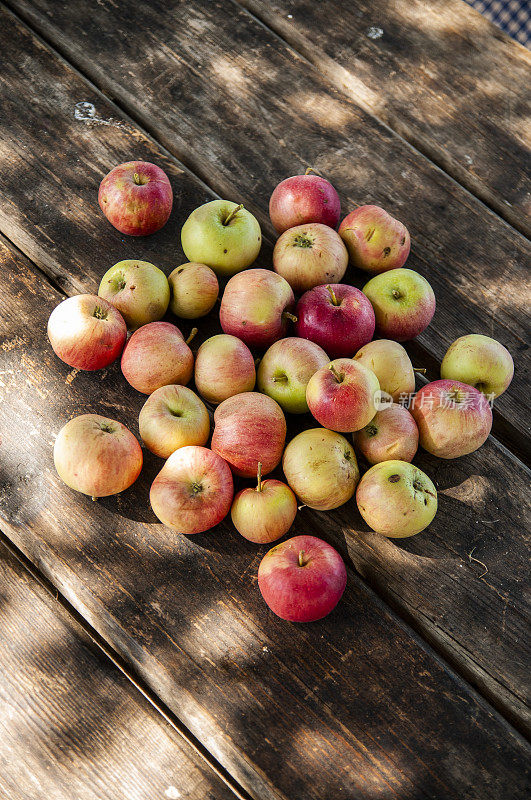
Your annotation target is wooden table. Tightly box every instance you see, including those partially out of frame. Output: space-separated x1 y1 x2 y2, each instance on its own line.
0 1 529 797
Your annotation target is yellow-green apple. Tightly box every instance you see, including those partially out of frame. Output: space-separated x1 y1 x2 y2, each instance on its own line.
273 223 348 293
363 268 435 341
98 161 172 236
168 262 219 319
181 200 261 276
194 334 256 404
269 171 341 234
354 339 415 402
338 205 410 274
220 269 295 349
231 462 297 543
98 260 170 330
356 460 437 537
211 392 286 477
282 428 359 510
150 446 233 534
47 294 126 370
353 403 418 464
54 414 142 498
121 321 193 394
139 385 210 459
258 535 347 622
441 334 514 399
257 337 329 414
411 379 492 458
306 359 380 432
295 284 375 359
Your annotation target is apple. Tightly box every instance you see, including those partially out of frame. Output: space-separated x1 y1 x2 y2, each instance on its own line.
258 535 347 622
220 269 295 349
47 294 126 370
356 460 437 537
211 392 286 477
231 462 297 543
168 262 219 319
354 339 416 402
139 385 210 459
440 334 514 399
121 321 194 394
363 268 435 341
338 205 410 274
194 334 256 404
306 358 380 432
150 446 233 534
181 200 261 276
269 170 341 234
295 284 375 359
98 161 172 236
54 414 142 498
411 379 492 458
98 260 170 330
257 337 329 414
273 223 348 293
282 428 359 511
353 403 418 464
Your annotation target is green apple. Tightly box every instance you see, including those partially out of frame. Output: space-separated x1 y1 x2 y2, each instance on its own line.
231 462 298 543
440 334 514 399
98 260 170 329
257 337 329 414
181 200 261 277
362 268 435 341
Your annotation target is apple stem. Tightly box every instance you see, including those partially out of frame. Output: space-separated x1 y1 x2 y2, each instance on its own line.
91 496 97 502
304 167 316 176
186 327 198 345
297 503 307 511
256 461 263 493
326 285 339 306
413 367 427 375
298 550 307 567
283 311 298 324
223 204 243 226
133 172 141 185
329 362 343 383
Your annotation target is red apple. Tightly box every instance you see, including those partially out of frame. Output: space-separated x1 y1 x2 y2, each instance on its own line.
54 414 142 498
121 321 193 394
273 223 348 293
211 392 286 477
220 269 295 349
269 171 341 234
339 205 410 274
98 161 172 236
362 268 435 341
47 294 126 371
150 446 233 534
231 462 297 543
353 403 418 464
258 535 347 622
295 284 375 359
139 385 210 459
411 379 492 458
194 334 256 404
306 358 380 432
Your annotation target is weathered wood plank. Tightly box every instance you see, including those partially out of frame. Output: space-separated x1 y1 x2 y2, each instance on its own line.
0 540 239 800
5 0 531 458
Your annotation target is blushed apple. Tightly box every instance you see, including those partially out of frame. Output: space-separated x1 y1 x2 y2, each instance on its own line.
353 403 418 464
98 161 172 236
257 337 329 414
98 260 170 330
273 223 348 293
231 462 297 543
150 446 233 534
354 339 416 402
306 358 380 432
363 268 435 341
54 414 142 498
194 334 256 404
338 205 410 274
139 385 210 459
269 170 341 234
121 321 194 394
168 262 219 319
441 334 514 399
356 460 437 537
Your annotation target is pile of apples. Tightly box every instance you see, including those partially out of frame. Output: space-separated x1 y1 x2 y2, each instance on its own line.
47 161 514 623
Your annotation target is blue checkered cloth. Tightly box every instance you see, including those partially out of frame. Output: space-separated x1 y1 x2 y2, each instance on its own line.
464 0 530 46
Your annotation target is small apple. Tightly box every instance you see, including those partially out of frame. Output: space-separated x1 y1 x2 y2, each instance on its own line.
98 161 172 236
231 462 297 543
354 339 416 402
139 385 210 459
356 460 437 537
211 392 286 477
98 260 170 330
441 334 514 399
194 334 256 404
168 262 219 319
257 337 329 414
220 269 295 349
258 535 347 622
338 205 410 274
273 223 348 293
54 414 142 498
121 321 194 394
411 379 492 458
363 268 435 341
269 170 341 234
295 284 375 359
47 294 126 370
282 428 359 511
181 200 261 276
150 446 233 534
353 403 418 464
306 358 380 432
